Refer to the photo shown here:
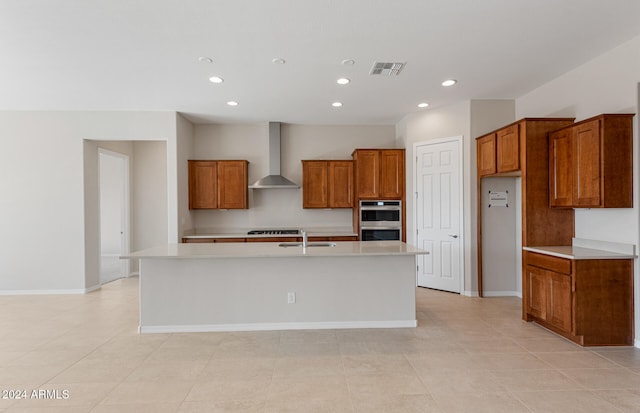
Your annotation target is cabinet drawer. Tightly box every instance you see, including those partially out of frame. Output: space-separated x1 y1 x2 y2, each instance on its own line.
182 238 215 243
526 252 571 275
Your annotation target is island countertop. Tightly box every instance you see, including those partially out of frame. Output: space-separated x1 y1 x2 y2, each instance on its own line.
124 241 427 259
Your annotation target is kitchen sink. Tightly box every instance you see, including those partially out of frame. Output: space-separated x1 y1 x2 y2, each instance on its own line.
278 242 337 248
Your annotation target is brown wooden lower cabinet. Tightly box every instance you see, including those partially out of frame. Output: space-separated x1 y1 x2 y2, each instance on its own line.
524 251 633 346
182 237 246 243
183 236 358 243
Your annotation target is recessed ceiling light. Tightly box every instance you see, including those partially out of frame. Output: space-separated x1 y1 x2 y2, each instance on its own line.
442 79 457 87
337 78 350 85
341 59 356 66
272 58 286 65
418 102 429 108
198 56 213 63
227 101 239 106
332 102 343 107
209 76 224 84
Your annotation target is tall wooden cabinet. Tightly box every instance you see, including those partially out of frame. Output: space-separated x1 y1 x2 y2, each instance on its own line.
188 160 248 209
301 160 353 208
549 114 634 208
476 118 576 296
352 149 406 242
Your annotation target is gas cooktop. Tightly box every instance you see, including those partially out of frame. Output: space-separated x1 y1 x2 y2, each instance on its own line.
247 229 300 235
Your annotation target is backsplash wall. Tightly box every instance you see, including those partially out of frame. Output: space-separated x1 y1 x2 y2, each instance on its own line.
191 123 396 230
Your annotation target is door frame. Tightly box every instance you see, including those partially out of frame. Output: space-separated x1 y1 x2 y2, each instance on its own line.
413 136 465 293
98 148 130 282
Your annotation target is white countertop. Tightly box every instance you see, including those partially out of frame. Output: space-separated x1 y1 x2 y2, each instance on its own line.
523 246 635 260
124 241 427 259
182 226 358 239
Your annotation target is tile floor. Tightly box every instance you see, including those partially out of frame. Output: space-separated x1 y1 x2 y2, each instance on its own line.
0 277 639 412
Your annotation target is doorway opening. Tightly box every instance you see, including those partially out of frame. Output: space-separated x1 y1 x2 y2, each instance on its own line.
98 149 130 285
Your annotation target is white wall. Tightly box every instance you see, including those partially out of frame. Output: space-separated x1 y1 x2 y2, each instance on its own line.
0 111 177 293
133 141 168 253
396 100 515 295
515 34 640 347
192 123 396 230
481 177 519 296
176 114 194 237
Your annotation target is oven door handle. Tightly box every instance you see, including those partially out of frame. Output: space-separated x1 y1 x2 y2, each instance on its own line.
360 226 402 230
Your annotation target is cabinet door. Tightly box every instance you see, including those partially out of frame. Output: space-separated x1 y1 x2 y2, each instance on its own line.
189 161 217 209
329 161 353 208
549 128 573 207
302 161 329 208
380 150 404 198
527 266 547 320
354 150 380 198
573 119 601 207
548 271 572 333
217 161 248 209
477 134 497 176
496 124 520 173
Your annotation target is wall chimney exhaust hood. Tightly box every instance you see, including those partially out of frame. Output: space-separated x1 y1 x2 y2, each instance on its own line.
249 122 300 189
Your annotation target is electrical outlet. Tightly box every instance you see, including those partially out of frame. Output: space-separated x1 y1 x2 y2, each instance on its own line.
287 292 296 304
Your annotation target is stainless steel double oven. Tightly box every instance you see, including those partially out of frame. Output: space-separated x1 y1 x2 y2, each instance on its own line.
359 200 402 241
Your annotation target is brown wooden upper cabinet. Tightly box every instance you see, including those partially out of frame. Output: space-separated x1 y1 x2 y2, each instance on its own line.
496 124 520 173
476 125 520 177
302 160 353 208
188 160 248 209
549 114 633 208
477 133 497 176
352 149 405 199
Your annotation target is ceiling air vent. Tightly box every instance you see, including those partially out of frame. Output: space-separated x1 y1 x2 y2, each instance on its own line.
370 61 406 76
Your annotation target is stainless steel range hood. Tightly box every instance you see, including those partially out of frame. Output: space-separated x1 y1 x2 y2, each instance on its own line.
249 122 300 189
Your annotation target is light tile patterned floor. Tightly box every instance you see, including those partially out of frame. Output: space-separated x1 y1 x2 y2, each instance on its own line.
0 277 638 412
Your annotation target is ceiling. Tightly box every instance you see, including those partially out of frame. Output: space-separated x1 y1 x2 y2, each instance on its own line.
2 0 640 125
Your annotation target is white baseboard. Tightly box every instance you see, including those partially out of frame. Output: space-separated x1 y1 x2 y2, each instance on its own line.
635 338 640 349
483 291 521 298
0 285 101 295
139 320 418 334
127 272 139 277
463 290 479 297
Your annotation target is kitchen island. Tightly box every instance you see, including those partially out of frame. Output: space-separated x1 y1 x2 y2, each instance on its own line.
125 241 428 333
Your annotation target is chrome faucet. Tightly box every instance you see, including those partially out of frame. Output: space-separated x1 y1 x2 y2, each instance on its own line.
301 229 308 248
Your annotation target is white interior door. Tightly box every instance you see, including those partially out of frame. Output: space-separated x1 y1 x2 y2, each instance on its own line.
415 138 462 293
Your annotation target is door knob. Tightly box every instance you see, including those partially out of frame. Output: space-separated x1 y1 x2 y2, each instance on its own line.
449 234 458 238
